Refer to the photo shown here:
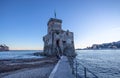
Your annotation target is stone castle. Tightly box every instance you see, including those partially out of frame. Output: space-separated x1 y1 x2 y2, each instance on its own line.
43 17 76 57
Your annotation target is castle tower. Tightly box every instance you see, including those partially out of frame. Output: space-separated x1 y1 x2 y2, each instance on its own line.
43 17 76 57
47 18 62 33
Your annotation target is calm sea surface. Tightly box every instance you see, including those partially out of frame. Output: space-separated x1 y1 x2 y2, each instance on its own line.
0 50 43 60
1 50 120 78
76 50 120 78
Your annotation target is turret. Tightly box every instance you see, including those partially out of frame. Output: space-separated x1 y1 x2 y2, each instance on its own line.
47 18 62 33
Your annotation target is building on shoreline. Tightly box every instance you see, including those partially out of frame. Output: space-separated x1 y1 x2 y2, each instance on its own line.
43 17 76 57
85 41 120 50
0 44 9 51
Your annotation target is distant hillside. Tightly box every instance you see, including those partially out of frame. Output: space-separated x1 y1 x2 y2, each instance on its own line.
85 41 120 50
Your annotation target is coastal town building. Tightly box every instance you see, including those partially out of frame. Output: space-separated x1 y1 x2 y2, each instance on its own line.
0 44 9 51
43 17 76 57
85 41 120 50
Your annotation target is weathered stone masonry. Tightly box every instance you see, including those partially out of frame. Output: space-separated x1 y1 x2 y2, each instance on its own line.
43 18 76 57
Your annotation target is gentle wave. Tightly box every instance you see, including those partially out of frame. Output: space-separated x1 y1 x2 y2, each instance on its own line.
76 50 120 78
0 50 43 59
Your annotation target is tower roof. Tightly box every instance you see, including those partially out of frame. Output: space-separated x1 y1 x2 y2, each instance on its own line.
47 18 62 26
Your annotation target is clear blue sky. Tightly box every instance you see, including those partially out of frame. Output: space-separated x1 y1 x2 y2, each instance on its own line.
0 0 120 50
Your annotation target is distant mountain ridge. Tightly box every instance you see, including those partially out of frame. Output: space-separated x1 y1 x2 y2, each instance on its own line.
85 41 120 50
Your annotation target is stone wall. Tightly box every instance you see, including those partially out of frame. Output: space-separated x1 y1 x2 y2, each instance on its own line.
43 18 76 57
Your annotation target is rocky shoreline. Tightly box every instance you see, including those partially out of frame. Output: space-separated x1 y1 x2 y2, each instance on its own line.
0 57 58 78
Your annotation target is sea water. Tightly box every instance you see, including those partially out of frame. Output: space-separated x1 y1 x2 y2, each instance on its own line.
76 50 120 78
0 50 43 60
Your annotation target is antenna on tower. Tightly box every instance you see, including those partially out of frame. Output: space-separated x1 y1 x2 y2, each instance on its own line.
54 10 56 18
